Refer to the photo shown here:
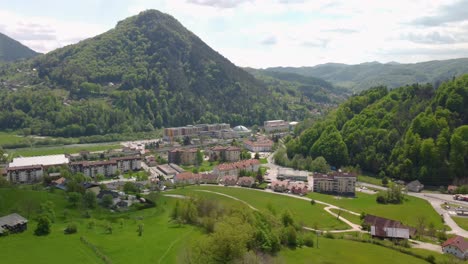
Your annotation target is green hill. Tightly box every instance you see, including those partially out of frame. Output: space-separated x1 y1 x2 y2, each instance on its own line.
267 58 468 92
246 69 350 104
0 10 308 137
0 32 39 62
282 75 468 185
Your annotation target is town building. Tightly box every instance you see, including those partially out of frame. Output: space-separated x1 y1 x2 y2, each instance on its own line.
6 154 70 183
157 163 185 178
112 156 142 172
70 160 118 178
163 123 231 141
442 236 468 260
264 120 289 133
313 171 356 196
243 139 274 152
208 146 241 162
364 214 411 239
213 159 260 178
277 168 310 181
406 180 424 192
168 148 198 165
0 213 28 235
199 173 219 184
289 181 309 195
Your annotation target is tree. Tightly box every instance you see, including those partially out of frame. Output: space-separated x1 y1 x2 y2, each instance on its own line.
67 192 82 208
196 149 203 166
83 191 97 209
310 156 330 173
34 215 51 236
39 201 56 223
254 152 260 159
64 223 78 234
310 125 349 168
381 177 389 186
123 182 139 193
101 194 114 208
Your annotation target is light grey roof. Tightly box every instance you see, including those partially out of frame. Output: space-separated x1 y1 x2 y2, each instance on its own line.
9 154 69 168
233 125 250 132
0 213 28 233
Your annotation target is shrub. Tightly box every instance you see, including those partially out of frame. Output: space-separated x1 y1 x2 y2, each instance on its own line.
65 223 78 234
376 194 387 204
310 200 316 205
324 232 335 239
303 234 314 247
425 255 435 264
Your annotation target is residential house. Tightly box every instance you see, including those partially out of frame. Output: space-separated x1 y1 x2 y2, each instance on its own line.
406 180 424 192
442 236 468 260
313 171 356 196
237 176 254 187
221 175 237 186
289 181 309 195
168 148 198 165
0 213 28 235
144 156 157 167
163 123 230 141
364 214 411 239
174 172 200 185
208 146 241 162
213 159 260 178
199 173 219 184
271 180 289 192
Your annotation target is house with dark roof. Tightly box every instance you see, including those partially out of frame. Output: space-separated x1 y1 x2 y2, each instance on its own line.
442 236 468 259
406 180 424 192
364 214 411 239
0 213 28 235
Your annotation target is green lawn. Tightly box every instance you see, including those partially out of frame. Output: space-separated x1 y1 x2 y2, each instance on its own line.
0 132 26 146
307 192 445 229
358 175 388 186
329 208 362 225
170 186 349 230
0 188 200 264
8 144 121 157
181 160 218 172
279 237 428 264
453 216 468 231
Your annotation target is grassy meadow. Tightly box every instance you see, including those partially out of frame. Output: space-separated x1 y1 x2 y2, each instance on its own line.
307 191 446 229
170 186 349 230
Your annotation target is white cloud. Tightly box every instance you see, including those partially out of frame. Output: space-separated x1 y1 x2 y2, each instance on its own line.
1 0 468 66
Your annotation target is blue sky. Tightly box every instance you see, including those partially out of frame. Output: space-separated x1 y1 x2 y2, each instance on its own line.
1 0 468 67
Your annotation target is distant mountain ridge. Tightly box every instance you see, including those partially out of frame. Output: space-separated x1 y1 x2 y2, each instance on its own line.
266 58 468 91
0 32 39 62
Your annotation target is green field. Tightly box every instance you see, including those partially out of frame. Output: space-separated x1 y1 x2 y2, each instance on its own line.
453 216 468 231
170 186 349 230
307 192 445 229
358 175 388 186
0 132 26 146
0 188 200 264
181 160 219 172
7 144 121 157
279 237 429 264
329 208 362 225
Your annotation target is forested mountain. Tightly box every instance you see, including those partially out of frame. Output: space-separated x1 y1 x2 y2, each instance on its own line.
0 33 39 61
0 10 313 137
281 75 468 186
267 58 468 92
246 69 350 104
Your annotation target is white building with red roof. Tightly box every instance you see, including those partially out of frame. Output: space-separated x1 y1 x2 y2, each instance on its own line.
442 236 468 259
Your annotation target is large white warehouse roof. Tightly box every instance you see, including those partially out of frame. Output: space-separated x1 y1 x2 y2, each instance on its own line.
9 154 69 168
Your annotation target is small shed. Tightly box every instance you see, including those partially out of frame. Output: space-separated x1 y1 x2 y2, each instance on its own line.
0 213 28 234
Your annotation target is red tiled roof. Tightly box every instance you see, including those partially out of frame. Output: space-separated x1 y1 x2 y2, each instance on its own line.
237 176 254 185
442 236 468 252
175 172 200 181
